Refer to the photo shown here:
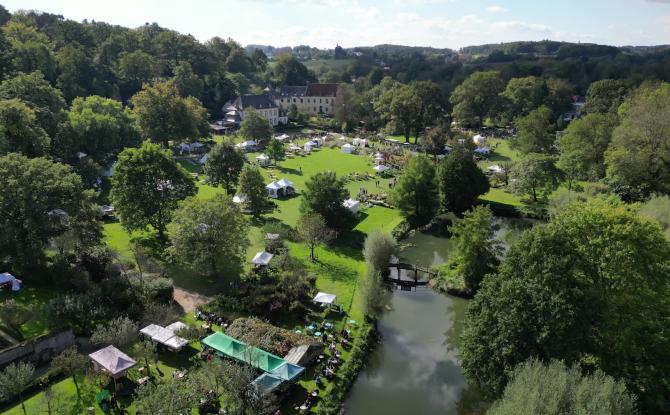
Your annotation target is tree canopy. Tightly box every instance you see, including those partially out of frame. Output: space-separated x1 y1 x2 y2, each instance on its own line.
239 107 273 143
0 99 50 157
204 141 245 193
437 148 489 214
512 105 556 154
391 155 439 226
301 171 352 229
450 71 505 127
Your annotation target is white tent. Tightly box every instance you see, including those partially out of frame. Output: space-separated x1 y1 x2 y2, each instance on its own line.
178 143 191 154
276 134 290 142
236 140 257 151
0 272 21 291
256 154 270 167
352 138 368 147
140 323 189 352
304 142 313 153
233 194 247 204
89 345 137 378
199 154 209 165
374 155 385 165
277 178 294 189
343 198 360 214
166 321 188 333
373 164 390 173
288 144 301 152
190 142 204 151
252 251 274 266
313 292 337 306
266 181 282 198
473 134 486 145
341 143 355 154
488 165 504 174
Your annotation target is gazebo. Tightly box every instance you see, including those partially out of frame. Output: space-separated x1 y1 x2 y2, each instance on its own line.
313 292 337 308
89 345 137 380
139 323 189 352
256 154 270 167
266 181 282 198
277 178 295 195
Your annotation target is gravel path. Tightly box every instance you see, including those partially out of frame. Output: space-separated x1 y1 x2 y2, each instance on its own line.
173 287 212 312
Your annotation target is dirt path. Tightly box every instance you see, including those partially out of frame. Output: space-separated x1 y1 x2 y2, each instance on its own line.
173 287 212 312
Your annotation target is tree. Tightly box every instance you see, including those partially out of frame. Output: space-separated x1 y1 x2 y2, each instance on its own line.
131 80 209 147
239 107 272 144
437 148 489 214
3 22 57 82
116 50 161 101
168 195 250 276
55 44 97 102
375 82 421 141
133 339 157 376
509 153 561 202
488 359 638 415
134 378 198 414
297 213 334 262
51 347 88 398
172 61 203 99
110 141 196 238
557 113 617 182
301 171 352 229
450 71 505 127
237 164 267 216
266 138 285 166
411 80 443 137
273 54 313 85
90 316 138 348
0 71 66 137
67 95 140 163
500 76 547 119
512 106 556 154
363 230 397 273
204 141 245 193
583 79 628 115
0 361 34 415
605 82 670 201
440 205 500 293
0 99 50 157
422 124 449 160
391 155 439 227
0 154 100 273
460 201 670 413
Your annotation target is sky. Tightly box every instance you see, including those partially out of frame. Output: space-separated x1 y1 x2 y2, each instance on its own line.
3 0 670 49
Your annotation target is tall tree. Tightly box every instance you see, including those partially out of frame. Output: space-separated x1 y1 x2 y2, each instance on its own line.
0 71 66 137
172 61 203 99
450 71 505 127
422 124 449 160
0 361 34 415
131 80 209 147
266 138 285 166
168 195 249 276
297 212 334 262
583 79 628 115
500 76 547 119
0 99 50 157
439 205 500 293
557 112 617 182
509 153 561 202
110 141 196 238
391 155 439 227
605 82 670 201
51 347 88 398
512 105 556 154
204 141 245 193
239 107 272 144
460 201 670 413
437 148 489 214
411 80 443 137
301 171 352 229
0 154 100 273
375 82 421 142
273 54 313 85
237 164 267 216
67 95 140 163
489 359 638 415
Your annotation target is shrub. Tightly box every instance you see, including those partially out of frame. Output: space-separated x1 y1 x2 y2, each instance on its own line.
90 316 138 348
139 277 174 303
226 317 312 356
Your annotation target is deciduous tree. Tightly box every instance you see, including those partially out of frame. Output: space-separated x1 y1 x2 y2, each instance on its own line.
0 361 34 415
0 99 50 157
512 105 556 154
450 71 505 127
51 347 88 398
204 141 245 193
297 212 334 262
437 148 489 214
390 155 439 226
301 171 352 229
237 164 267 216
239 107 272 144
510 153 561 202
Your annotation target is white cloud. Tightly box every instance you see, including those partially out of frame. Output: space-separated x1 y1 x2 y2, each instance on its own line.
486 5 508 13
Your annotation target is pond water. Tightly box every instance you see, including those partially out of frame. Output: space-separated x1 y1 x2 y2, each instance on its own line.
344 218 530 415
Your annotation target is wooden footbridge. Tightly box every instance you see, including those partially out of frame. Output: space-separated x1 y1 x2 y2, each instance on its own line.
384 262 437 291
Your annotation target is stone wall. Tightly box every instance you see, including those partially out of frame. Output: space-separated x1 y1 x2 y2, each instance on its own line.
0 330 75 369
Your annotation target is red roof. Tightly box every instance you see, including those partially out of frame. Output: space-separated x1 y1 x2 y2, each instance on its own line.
305 83 339 97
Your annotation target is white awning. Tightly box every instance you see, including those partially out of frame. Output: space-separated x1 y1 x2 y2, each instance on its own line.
277 178 293 188
374 165 389 172
313 292 337 305
252 251 274 266
256 154 270 161
266 181 282 190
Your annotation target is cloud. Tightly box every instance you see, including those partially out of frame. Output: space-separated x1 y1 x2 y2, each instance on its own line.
486 5 508 13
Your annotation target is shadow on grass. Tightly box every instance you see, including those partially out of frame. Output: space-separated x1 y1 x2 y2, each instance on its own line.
277 166 303 176
327 230 366 262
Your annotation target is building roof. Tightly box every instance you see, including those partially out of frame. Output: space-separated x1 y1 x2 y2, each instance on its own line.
89 345 137 376
252 251 274 266
225 93 277 112
306 83 339 97
279 86 307 98
313 292 337 305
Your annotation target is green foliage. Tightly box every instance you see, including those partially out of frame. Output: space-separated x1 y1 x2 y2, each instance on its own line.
489 359 638 415
131 80 209 147
363 230 397 273
66 95 140 163
239 107 273 143
51 346 88 396
0 99 50 157
449 71 505 127
583 79 629 115
512 105 556 154
437 148 489 214
226 317 312 357
301 171 352 229
90 316 138 348
0 153 100 273
500 76 547 118
605 82 670 201
134 377 199 414
297 212 334 261
167 195 250 276
110 141 196 237
438 205 500 293
390 155 439 227
237 164 267 216
421 124 449 158
638 194 670 240
0 71 65 137
460 201 670 413
375 81 421 140
267 138 285 165
172 61 204 99
204 140 245 193
509 153 561 201
0 361 35 414
273 53 314 85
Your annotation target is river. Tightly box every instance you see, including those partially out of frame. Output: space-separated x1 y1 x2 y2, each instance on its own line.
344 219 530 415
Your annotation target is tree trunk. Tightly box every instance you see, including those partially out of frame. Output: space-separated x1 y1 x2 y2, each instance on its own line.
310 243 315 262
532 186 537 202
20 393 26 415
73 375 80 398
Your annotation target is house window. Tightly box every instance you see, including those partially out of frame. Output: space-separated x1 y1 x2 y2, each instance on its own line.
325 99 329 103
293 98 297 103
281 98 284 102
320 98 322 103
300 98 303 103
314 107 317 112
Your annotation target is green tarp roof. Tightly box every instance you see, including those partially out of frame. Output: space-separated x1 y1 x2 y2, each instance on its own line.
202 332 287 373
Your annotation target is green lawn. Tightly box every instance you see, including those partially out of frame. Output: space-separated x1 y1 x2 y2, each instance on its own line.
0 286 63 342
